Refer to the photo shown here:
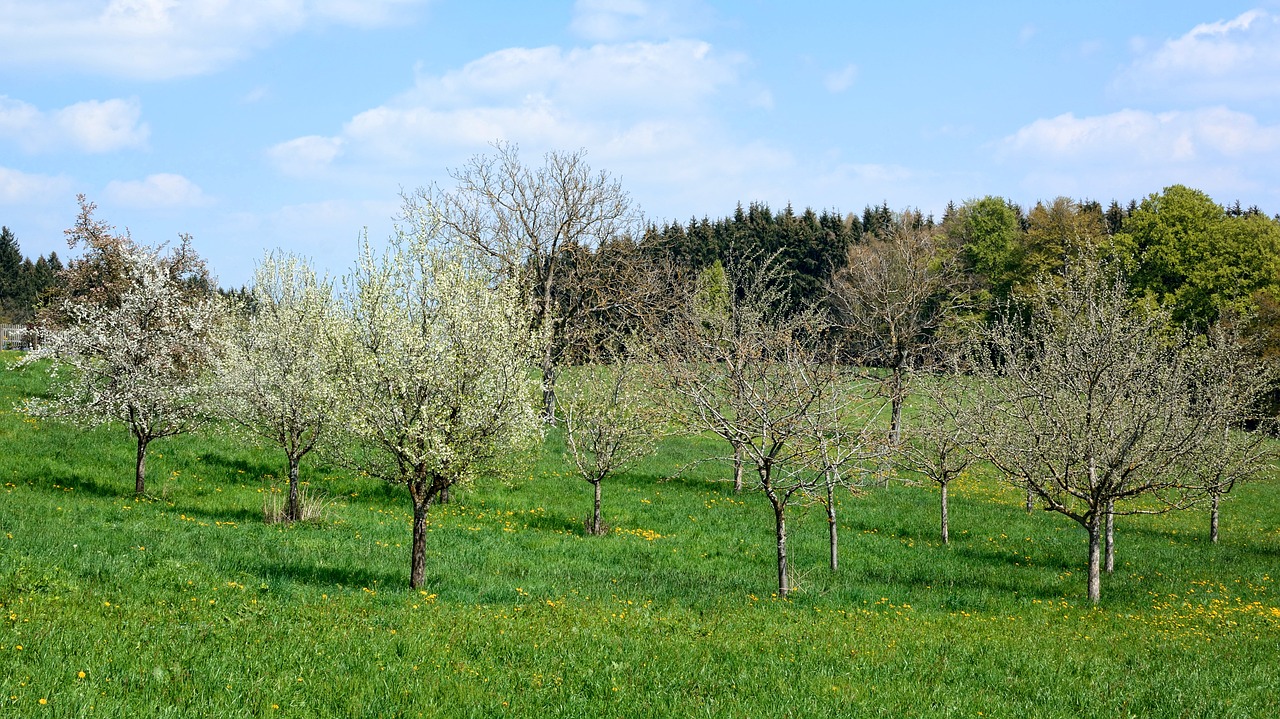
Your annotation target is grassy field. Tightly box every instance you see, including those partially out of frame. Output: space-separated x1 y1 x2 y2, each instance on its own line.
2 352 1278 718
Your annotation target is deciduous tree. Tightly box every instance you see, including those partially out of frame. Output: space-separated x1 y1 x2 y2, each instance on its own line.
659 253 876 596
830 210 966 444
338 222 540 590
559 351 663 535
955 259 1257 603
22 199 221 497
217 251 345 522
404 142 637 423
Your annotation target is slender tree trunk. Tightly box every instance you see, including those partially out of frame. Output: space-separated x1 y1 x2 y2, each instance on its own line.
732 443 744 494
889 366 904 446
940 479 950 545
286 454 301 522
1087 513 1102 604
1025 486 1034 514
541 350 558 424
591 479 603 535
774 503 789 597
1104 499 1115 574
825 475 838 572
410 494 432 590
1210 492 1220 544
134 435 149 498
439 485 451 504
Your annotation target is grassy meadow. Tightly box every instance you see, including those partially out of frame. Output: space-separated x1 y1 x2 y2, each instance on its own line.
2 352 1279 717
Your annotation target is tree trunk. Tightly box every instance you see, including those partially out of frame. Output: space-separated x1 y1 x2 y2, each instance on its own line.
286 454 301 522
439 484 450 504
889 366 904 446
1025 486 1034 514
1104 499 1115 574
591 479 603 535
134 435 149 498
732 443 744 494
1210 492 1220 544
410 496 431 590
826 476 838 572
940 480 950 545
1087 513 1102 604
541 353 558 425
774 503 789 597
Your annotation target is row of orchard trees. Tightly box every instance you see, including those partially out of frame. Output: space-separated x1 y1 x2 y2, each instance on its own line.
21 143 1279 604
24 197 543 592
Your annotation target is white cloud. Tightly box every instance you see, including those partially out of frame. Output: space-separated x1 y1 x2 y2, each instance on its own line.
269 39 750 173
104 173 211 208
267 135 346 177
266 36 806 222
0 166 73 205
823 64 857 94
0 0 431 80
1115 8 1280 101
569 0 711 41
997 107 1280 203
999 107 1280 163
0 96 148 153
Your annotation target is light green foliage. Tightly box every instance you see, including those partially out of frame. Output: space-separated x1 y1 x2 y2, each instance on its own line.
948 196 1023 300
217 251 345 520
693 260 730 327
1117 184 1280 327
1019 197 1107 291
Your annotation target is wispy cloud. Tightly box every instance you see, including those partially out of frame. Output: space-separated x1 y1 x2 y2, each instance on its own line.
0 0 432 80
569 0 712 41
0 96 148 153
998 107 1280 202
269 38 752 172
104 173 212 209
0 166 72 205
1114 9 1280 101
823 64 858 94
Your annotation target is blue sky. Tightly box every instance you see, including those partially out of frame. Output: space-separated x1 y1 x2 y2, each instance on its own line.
3 0 1279 286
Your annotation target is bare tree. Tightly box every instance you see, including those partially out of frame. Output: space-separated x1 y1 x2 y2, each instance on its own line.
22 198 221 497
899 369 979 545
217 251 345 522
955 260 1259 603
802 370 886 571
560 350 664 535
338 222 541 590
405 142 638 422
830 211 966 444
657 255 876 596
1186 323 1277 544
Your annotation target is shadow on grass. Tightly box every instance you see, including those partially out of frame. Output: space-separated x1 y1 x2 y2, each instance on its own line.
253 560 403 590
43 469 131 499
169 502 264 525
198 451 273 479
522 511 583 534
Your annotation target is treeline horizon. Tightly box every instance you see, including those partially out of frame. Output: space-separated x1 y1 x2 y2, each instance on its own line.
5 182 1280 349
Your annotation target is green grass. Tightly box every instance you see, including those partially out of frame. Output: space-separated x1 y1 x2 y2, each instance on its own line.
2 352 1278 717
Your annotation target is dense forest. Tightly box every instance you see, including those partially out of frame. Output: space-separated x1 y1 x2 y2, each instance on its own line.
0 226 63 325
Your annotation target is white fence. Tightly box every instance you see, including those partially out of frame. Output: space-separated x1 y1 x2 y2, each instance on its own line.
0 325 31 351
